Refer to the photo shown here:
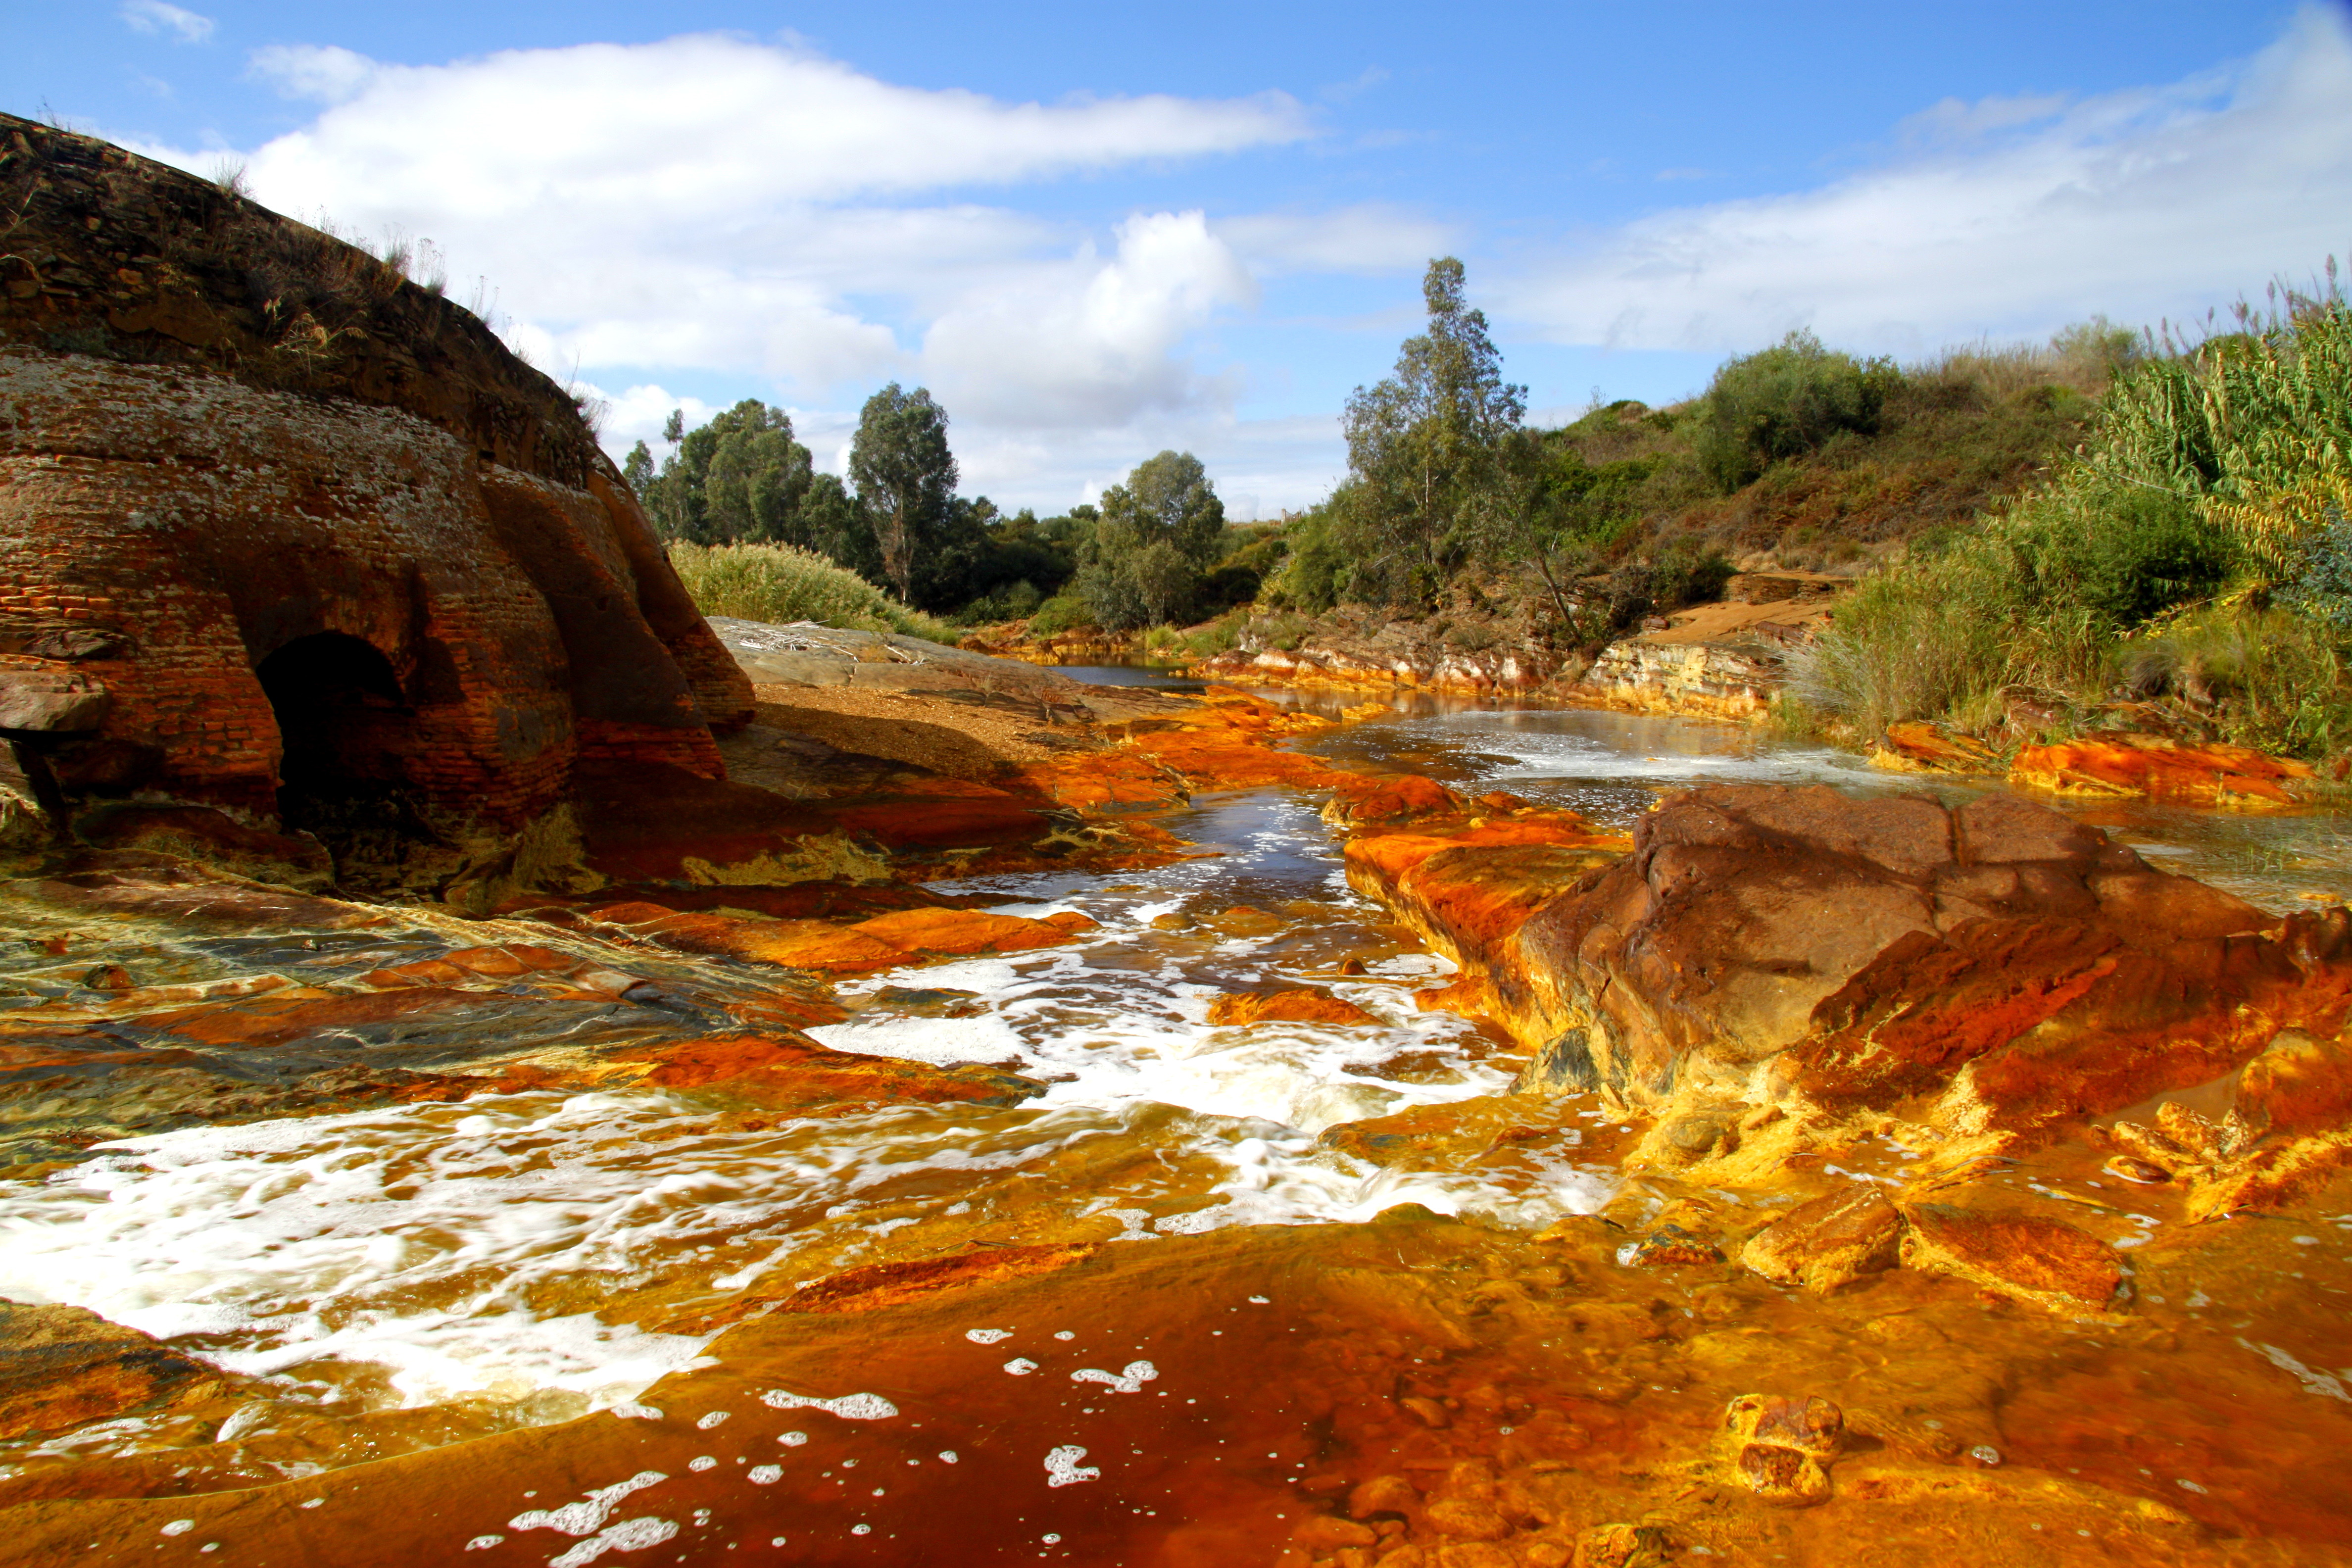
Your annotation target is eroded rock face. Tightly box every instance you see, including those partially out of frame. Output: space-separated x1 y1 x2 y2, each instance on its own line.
1490 784 2350 1136
0 115 751 864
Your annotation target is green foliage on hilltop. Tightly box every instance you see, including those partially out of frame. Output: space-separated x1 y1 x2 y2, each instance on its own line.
1792 281 2352 756
1692 332 1900 491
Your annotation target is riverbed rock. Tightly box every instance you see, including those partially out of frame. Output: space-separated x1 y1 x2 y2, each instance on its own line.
1722 1394 1843 1506
1486 784 2349 1141
1207 988 1380 1028
2009 733 2319 806
1739 1188 1904 1291
0 1301 222 1440
1897 1204 2123 1316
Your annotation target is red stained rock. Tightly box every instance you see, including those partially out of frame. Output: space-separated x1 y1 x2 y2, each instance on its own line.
1325 774 1464 826
1207 988 1379 1028
2010 733 2318 805
605 1033 1041 1111
1873 722 2002 775
846 907 1080 957
1740 1187 1904 1291
1898 1203 2122 1315
0 1300 223 1441
1484 785 2320 1135
128 987 486 1048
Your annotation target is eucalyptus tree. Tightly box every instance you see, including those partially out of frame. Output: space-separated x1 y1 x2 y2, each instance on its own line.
1340 257 1527 603
848 383 959 604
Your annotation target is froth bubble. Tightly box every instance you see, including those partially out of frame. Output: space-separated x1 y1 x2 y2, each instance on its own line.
1070 1361 1158 1394
749 1466 781 1485
966 1328 1014 1344
761 1389 898 1420
780 1432 808 1447
1044 1445 1100 1487
1004 1358 1039 1376
697 1411 730 1429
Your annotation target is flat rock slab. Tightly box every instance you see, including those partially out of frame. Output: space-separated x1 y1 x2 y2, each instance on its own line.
0 1301 221 1440
710 619 1088 709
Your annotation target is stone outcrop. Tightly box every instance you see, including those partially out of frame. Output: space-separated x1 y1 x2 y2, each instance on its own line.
1340 779 2352 1194
1568 639 1782 723
0 113 751 871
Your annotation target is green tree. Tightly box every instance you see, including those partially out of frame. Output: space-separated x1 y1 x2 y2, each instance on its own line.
639 399 818 547
1338 257 1527 603
621 440 655 495
848 383 958 604
1074 450 1228 629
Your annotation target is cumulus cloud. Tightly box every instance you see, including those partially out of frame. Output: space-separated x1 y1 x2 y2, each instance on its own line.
120 1 212 44
923 211 1255 428
1498 6 2352 356
129 31 1325 460
247 44 376 104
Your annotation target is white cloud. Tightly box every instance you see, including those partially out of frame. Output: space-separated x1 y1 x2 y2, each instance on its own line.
1218 205 1457 276
120 1 212 44
1499 5 2352 357
922 210 1256 429
248 45 376 104
126 32 1322 466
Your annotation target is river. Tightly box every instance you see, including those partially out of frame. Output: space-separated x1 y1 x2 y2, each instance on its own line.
2 697 2348 1565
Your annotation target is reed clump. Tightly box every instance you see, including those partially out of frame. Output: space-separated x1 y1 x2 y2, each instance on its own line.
668 541 955 641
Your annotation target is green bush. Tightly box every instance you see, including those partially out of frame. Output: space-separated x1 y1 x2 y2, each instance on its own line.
1694 330 1899 491
1027 594 1094 636
2134 606 2352 756
1269 508 1350 612
668 541 954 641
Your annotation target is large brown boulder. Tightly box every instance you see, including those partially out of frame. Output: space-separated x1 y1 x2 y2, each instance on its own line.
0 113 751 865
1495 784 2352 1136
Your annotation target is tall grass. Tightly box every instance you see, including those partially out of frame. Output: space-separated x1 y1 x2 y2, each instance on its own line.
668 541 955 641
1797 286 2352 754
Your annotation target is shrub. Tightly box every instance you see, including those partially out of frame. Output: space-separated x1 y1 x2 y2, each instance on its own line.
1693 330 1900 491
1027 594 1094 636
2134 606 2352 756
667 541 954 641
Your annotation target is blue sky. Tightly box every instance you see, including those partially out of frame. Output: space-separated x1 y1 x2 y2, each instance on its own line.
8 1 2345 516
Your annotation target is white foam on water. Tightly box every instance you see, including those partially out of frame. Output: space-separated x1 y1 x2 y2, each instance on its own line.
760 1389 898 1420
1043 1445 1099 1487
0 787 1624 1429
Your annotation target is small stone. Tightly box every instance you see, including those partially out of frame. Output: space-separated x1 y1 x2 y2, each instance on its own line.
1421 1497 1511 1541
1400 1395 1451 1428
1741 1187 1903 1291
1721 1393 1843 1507
1347 1474 1421 1520
1899 1203 2124 1315
1574 1522 1671 1568
1290 1515 1376 1550
1619 1223 1723 1269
